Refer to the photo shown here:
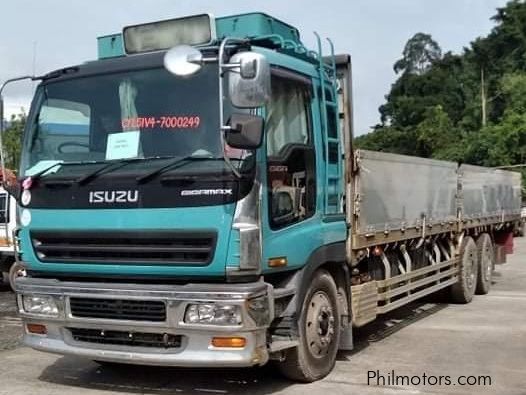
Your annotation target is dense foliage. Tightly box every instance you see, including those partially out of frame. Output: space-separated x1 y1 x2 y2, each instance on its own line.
1 112 25 170
356 0 526 186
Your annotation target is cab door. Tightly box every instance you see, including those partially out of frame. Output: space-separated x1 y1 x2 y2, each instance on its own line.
261 71 321 271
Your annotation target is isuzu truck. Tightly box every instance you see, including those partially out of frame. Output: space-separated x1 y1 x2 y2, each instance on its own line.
0 13 521 382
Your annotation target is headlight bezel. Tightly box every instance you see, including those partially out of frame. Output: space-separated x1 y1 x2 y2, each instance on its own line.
247 295 271 327
21 294 60 317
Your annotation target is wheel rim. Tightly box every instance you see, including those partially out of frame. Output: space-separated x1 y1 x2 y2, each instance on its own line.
482 245 492 282
16 267 27 278
12 264 26 282
305 291 335 358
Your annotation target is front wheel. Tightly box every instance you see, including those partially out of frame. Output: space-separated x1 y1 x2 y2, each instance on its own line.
277 269 340 382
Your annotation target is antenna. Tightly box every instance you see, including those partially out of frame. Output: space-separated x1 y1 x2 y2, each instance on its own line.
31 41 38 93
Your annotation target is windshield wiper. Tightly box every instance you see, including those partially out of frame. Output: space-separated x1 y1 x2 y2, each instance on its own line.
136 156 224 184
28 162 64 181
76 160 129 185
77 156 180 185
29 160 107 183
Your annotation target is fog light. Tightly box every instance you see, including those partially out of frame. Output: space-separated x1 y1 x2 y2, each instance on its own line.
211 336 246 348
26 323 47 335
22 295 59 317
184 303 242 325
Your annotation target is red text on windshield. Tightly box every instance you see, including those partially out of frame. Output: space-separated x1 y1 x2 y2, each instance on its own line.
122 116 201 130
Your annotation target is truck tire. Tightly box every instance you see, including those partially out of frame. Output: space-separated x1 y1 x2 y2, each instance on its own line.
277 269 340 382
9 262 27 292
450 236 478 304
475 233 493 295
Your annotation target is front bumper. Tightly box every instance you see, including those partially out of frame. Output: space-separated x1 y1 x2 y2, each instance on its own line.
16 277 273 367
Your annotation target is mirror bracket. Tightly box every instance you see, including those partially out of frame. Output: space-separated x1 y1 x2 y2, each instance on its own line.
225 114 264 150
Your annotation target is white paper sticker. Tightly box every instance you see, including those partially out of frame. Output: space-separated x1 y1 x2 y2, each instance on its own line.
25 160 63 176
105 131 140 160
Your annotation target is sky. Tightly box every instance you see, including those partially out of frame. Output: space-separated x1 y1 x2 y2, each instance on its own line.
0 0 509 135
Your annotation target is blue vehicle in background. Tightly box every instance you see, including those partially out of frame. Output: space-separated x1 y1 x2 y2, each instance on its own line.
0 12 521 382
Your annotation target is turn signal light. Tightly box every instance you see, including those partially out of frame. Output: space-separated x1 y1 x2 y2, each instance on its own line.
211 336 246 348
26 323 47 335
268 257 287 268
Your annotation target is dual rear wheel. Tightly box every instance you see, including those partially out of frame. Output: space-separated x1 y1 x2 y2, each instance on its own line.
451 233 494 303
278 233 495 382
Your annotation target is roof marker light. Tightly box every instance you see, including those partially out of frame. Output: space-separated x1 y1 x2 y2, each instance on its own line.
123 14 216 55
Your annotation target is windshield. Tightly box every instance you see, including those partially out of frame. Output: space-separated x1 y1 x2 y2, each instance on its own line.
21 64 223 177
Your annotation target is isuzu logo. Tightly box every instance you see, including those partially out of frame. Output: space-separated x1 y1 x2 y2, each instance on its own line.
89 190 139 204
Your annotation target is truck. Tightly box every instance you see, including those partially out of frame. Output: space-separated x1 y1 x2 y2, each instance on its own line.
0 12 521 382
0 186 23 290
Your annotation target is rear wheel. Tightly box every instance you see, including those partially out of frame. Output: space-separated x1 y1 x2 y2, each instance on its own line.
9 262 27 292
450 236 478 304
277 269 340 382
475 234 493 295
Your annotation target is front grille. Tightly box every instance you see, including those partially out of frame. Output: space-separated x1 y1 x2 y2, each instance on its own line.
31 230 217 265
69 328 182 349
70 297 166 322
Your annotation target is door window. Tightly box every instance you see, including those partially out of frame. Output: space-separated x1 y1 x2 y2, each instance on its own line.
266 76 316 229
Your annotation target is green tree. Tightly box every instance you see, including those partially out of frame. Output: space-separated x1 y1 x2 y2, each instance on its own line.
415 105 460 159
500 72 526 113
358 1 526 196
380 46 468 129
393 33 442 75
360 1 526 171
2 111 26 170
355 126 418 155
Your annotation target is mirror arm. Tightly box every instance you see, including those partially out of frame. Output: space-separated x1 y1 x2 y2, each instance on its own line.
218 37 247 179
189 56 217 65
202 56 218 63
0 75 40 194
221 62 241 71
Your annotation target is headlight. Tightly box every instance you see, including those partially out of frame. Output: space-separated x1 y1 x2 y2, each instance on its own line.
184 303 242 325
22 295 59 317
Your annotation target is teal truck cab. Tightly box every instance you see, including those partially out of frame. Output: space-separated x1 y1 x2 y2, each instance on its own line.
11 13 352 381
4 12 521 382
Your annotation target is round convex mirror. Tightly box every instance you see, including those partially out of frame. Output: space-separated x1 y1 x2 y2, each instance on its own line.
164 45 203 77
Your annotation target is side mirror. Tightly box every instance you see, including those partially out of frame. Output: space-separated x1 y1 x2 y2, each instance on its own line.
228 52 271 108
226 114 264 149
